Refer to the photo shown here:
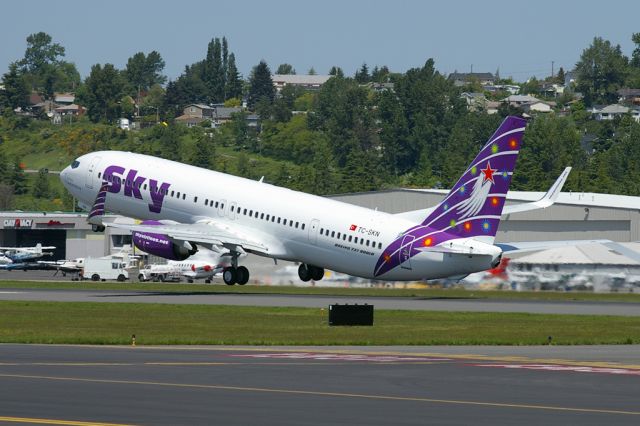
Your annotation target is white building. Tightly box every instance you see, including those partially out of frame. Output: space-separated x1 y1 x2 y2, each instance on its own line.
272 74 332 92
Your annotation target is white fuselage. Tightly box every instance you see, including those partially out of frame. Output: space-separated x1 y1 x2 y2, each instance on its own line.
61 151 499 281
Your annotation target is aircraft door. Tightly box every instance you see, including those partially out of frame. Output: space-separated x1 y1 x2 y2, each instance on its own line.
308 219 320 245
85 156 102 189
399 235 415 270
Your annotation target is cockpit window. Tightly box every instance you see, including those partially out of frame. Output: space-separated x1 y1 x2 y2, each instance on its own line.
71 160 80 169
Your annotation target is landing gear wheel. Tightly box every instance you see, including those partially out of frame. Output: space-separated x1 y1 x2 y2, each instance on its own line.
236 266 249 285
298 264 311 282
310 266 324 281
223 267 237 285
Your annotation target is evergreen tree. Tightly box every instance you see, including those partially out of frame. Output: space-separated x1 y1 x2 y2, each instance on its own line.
631 32 640 68
205 38 224 102
225 53 243 100
222 37 229 80
191 133 215 169
32 168 51 198
1 63 29 110
11 160 27 195
124 51 166 92
329 66 344 78
307 67 316 75
248 60 275 108
355 63 370 83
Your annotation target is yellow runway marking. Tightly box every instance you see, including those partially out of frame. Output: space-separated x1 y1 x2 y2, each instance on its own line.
0 416 135 425
1 373 639 416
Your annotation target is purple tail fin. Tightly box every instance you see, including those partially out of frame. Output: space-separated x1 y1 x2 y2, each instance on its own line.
421 115 526 241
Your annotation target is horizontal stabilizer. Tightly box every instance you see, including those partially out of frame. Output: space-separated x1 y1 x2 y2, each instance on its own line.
496 239 611 255
502 167 571 215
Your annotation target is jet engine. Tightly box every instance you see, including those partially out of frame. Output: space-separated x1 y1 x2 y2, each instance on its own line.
132 220 197 261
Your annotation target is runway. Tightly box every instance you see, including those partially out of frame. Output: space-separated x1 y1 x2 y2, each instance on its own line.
0 287 639 316
0 344 638 425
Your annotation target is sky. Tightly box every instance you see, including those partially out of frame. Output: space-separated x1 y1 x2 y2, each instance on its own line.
2 0 639 83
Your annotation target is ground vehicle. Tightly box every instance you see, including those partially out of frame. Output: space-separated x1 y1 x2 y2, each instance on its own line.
82 258 129 282
138 264 181 282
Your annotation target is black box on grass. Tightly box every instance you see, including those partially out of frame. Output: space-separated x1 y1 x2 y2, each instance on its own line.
328 304 374 326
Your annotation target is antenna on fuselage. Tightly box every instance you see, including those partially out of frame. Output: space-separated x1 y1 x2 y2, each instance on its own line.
258 176 264 183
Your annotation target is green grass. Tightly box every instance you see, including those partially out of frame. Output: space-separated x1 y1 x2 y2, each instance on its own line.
0 301 638 345
2 280 640 303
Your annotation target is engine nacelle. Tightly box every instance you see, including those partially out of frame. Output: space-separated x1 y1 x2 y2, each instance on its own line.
132 220 197 261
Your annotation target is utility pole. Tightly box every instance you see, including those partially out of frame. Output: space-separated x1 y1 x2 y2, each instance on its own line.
551 61 555 78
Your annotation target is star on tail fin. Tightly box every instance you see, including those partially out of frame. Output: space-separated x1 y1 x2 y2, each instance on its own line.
87 182 109 225
421 115 526 244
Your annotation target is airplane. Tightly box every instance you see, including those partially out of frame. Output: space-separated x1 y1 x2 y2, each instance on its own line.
38 258 85 276
59 116 595 285
138 249 233 283
0 243 56 265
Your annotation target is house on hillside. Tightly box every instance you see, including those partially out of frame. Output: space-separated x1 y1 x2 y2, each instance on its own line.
175 103 245 128
460 92 487 112
592 104 640 122
448 72 495 87
617 88 640 105
502 94 541 107
272 74 332 93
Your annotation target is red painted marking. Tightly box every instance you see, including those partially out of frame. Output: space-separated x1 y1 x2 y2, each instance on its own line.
472 363 640 376
231 353 449 362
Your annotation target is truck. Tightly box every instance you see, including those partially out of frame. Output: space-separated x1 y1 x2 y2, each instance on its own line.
137 264 182 282
81 258 129 282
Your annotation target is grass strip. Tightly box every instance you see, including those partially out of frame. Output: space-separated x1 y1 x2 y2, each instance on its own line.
0 300 638 345
1 280 640 303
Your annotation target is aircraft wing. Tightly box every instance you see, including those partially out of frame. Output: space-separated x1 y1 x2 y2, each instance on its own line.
502 167 571 215
496 239 610 255
102 218 282 257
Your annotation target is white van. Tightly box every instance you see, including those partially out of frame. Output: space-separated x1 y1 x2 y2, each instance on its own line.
82 258 129 282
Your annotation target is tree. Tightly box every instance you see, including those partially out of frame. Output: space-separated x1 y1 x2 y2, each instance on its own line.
191 133 215 169
141 84 164 120
276 63 296 75
329 66 344 78
124 51 167 92
77 63 127 122
575 37 628 106
17 32 78 95
1 63 29 110
0 184 14 210
355 63 370 83
204 38 224 103
19 32 65 74
32 168 51 198
11 160 27 195
631 32 640 68
225 53 243 100
307 67 316 75
248 60 275 108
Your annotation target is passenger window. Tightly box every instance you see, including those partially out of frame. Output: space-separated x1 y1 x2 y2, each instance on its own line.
302 223 305 230
337 232 341 239
171 190 175 197
194 196 198 203
182 194 186 200
221 203 224 209
215 201 219 208
320 228 324 234
231 206 235 212
295 221 299 228
266 214 270 221
331 231 335 238
261 213 265 219
378 242 382 249
343 234 346 241
177 192 180 198
205 199 209 205
348 235 352 242
98 172 101 178
250 210 253 216
289 220 293 227
271 216 275 222
366 240 370 246
243 208 247 215
277 218 281 224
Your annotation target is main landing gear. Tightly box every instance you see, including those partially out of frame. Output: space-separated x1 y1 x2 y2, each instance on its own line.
298 264 324 282
222 251 249 286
